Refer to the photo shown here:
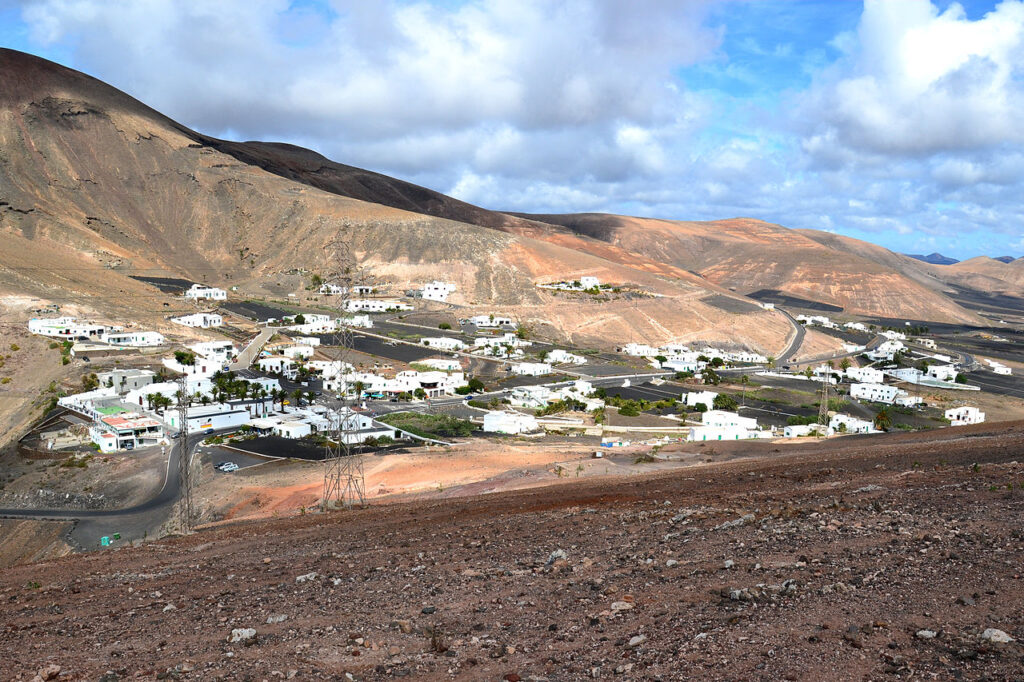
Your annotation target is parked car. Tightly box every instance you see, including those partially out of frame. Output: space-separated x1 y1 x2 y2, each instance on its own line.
217 462 239 472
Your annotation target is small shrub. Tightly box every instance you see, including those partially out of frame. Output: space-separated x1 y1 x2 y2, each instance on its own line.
9 343 19 351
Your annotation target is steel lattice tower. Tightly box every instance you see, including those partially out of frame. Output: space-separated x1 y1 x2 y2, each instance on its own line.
322 234 366 510
817 366 830 437
176 373 194 531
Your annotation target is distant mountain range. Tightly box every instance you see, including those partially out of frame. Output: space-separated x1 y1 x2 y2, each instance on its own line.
905 253 960 265
905 253 1020 266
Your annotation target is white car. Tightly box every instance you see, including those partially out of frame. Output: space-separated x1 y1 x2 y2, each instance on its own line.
216 462 239 472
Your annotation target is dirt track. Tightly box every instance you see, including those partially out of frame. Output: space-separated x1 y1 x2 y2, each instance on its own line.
2 422 1023 680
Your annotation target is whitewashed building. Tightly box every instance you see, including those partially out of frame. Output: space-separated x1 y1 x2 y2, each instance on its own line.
258 356 298 378
846 366 885 384
419 281 456 302
467 314 514 327
829 413 877 434
171 312 223 328
511 362 552 377
28 317 108 339
702 410 758 430
851 382 899 404
184 284 227 301
927 365 959 381
483 411 539 434
101 330 165 347
945 406 985 426
283 345 315 360
619 343 660 357
421 337 467 352
546 349 586 364
344 299 413 313
683 390 718 409
579 276 600 289
418 358 462 372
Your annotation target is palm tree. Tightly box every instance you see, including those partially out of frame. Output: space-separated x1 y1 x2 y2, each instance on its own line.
291 388 304 406
766 356 776 370
353 381 366 400
740 374 749 407
874 409 892 432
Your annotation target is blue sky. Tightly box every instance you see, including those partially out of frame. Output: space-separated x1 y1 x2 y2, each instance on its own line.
2 0 1023 259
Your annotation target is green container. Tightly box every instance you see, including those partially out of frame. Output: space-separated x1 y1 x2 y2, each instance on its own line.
112 533 121 540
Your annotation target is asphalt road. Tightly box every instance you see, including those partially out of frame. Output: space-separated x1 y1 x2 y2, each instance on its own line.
0 428 231 550
776 309 806 363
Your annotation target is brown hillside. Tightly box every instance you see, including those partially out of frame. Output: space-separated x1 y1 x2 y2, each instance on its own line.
514 213 985 323
0 49 785 353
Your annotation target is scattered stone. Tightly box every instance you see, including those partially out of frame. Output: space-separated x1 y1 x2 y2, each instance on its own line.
980 628 1014 643
723 559 735 569
266 614 288 624
610 601 634 612
915 630 938 640
162 603 176 612
393 620 413 634
666 559 679 568
295 572 318 584
229 628 257 645
37 664 61 681
628 634 647 648
715 514 754 530
422 606 437 615
546 549 568 565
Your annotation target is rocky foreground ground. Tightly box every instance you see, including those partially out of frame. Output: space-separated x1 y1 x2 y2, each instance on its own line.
3 422 1024 681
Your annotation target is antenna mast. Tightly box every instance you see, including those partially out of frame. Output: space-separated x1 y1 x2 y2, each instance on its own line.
322 231 365 510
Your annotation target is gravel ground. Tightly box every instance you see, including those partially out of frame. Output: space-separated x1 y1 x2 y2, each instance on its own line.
2 421 1023 681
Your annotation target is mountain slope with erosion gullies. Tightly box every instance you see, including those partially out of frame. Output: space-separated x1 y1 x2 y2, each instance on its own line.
0 49 786 353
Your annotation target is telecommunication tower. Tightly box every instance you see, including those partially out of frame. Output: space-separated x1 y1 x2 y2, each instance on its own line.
176 373 194 530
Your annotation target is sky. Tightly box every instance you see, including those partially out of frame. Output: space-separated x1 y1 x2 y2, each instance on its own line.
1 0 1023 259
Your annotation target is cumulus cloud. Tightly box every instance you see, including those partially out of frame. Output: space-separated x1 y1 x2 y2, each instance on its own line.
8 0 1024 257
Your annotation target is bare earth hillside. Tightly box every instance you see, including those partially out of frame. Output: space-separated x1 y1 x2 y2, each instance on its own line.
0 48 787 353
2 422 1022 680
513 213 987 324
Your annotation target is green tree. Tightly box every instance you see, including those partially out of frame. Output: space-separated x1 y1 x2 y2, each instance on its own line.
291 388 304 405
82 372 99 390
438 322 452 330
618 400 641 417
702 368 721 385
173 350 196 366
294 314 306 325
874 409 892 432
310 273 323 289
740 374 749 406
955 373 967 384
466 377 485 392
694 402 708 413
840 357 852 371
414 387 427 400
766 356 776 369
713 393 739 412
655 355 668 366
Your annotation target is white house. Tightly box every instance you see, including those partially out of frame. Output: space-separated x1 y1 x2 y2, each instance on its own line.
293 336 321 347
97 368 156 393
687 425 752 442
879 330 907 341
760 302 775 310
546 349 586 364
851 382 899 404
100 330 165 347
344 299 413 313
483 411 539 434
184 284 227 301
846 366 885 384
829 413 876 434
274 421 312 439
993 365 1012 376
683 390 718 409
418 358 462 372
419 281 456 302
421 337 467 352
945 406 985 426
171 312 223 328
619 343 659 357
895 394 924 407
784 423 828 438
579 276 600 289
191 340 237 363
927 365 959 381
663 359 700 373
90 412 165 453
508 385 553 409
844 322 869 332
511 362 552 377
867 340 905 361
320 283 374 296
258 356 298 378
28 316 109 339
702 410 758 430
283 345 315 360
467 314 514 327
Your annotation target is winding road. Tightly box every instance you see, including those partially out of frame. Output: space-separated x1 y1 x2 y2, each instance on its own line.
0 429 221 550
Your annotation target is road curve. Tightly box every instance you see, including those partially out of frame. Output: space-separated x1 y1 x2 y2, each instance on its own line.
776 309 805 364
